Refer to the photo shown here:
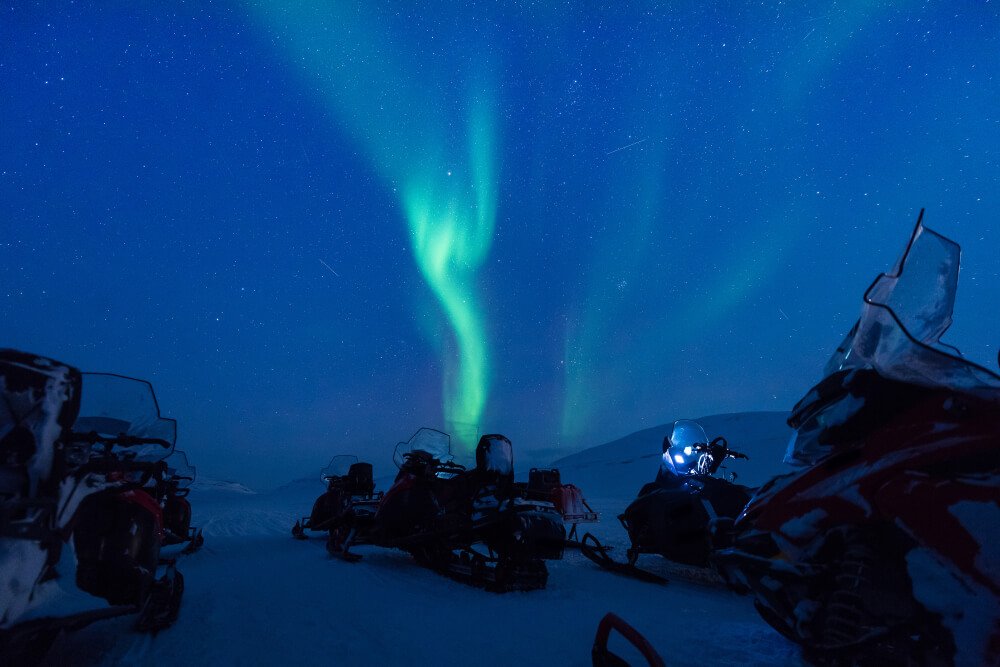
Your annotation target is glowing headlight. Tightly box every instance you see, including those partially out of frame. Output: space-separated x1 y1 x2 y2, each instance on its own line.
674 454 685 464
683 446 693 456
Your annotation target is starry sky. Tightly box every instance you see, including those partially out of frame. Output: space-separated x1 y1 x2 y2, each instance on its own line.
3 1 999 487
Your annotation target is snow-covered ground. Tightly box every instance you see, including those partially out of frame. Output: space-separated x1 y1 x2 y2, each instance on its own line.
40 412 801 666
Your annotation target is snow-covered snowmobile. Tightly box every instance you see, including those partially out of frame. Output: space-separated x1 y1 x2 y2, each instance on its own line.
291 454 382 555
518 467 600 547
581 420 750 584
715 212 1000 666
161 450 203 554
335 428 566 591
1 353 184 662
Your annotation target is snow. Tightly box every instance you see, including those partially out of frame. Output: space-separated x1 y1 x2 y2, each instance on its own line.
37 412 800 666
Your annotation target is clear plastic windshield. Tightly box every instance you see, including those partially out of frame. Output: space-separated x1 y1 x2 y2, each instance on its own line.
825 219 1000 394
73 373 177 462
786 215 1000 466
166 450 196 488
392 427 453 468
320 455 359 482
664 420 708 476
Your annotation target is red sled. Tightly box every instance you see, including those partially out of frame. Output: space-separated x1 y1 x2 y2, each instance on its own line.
524 468 599 545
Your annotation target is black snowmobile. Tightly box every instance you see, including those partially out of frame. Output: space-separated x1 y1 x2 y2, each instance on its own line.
1 351 185 664
582 420 751 584
161 450 204 554
291 454 382 561
332 428 567 591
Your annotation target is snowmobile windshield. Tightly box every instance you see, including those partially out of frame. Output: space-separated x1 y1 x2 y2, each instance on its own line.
166 450 196 488
664 420 708 476
786 214 1000 466
72 373 177 462
320 454 359 483
392 427 453 468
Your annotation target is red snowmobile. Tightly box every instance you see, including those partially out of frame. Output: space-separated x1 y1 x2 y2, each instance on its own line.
715 212 1000 665
317 428 567 591
291 454 382 549
1 354 184 662
161 450 204 554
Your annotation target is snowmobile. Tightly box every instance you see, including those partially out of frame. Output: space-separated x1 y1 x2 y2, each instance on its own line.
291 454 382 556
160 450 204 554
332 428 567 591
714 211 1000 666
580 419 751 584
1 353 184 663
517 467 600 546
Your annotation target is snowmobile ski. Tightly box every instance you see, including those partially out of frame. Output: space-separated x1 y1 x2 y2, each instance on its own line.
579 533 667 585
180 528 204 555
135 561 184 632
592 612 666 667
326 526 363 562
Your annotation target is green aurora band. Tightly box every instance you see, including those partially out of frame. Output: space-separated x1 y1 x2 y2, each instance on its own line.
247 2 497 450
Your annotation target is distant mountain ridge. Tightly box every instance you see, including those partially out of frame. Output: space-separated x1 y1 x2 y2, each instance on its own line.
190 478 258 495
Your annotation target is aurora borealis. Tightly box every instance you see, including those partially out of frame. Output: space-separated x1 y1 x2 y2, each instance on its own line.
246 2 500 448
3 2 1000 482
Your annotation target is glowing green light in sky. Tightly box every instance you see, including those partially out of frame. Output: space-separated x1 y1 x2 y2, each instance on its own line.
402 102 496 436
247 2 497 449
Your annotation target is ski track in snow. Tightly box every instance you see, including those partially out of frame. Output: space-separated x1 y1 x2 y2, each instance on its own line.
40 413 802 666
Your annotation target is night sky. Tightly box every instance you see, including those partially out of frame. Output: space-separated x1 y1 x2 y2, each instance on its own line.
3 2 999 487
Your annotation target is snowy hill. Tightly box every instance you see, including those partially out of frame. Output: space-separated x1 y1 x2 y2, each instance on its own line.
189 478 258 495
39 413 800 667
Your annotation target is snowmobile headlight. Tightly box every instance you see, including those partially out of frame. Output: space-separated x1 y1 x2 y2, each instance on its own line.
673 454 685 464
683 446 693 456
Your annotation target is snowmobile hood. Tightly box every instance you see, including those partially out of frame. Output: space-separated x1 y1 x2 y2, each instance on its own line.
662 420 708 476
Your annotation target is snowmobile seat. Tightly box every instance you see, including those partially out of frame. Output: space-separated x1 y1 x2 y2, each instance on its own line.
346 462 375 496
474 434 514 499
476 434 513 476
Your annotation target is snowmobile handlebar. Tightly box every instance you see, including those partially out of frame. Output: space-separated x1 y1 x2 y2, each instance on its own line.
69 430 173 450
693 437 749 461
434 459 466 472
